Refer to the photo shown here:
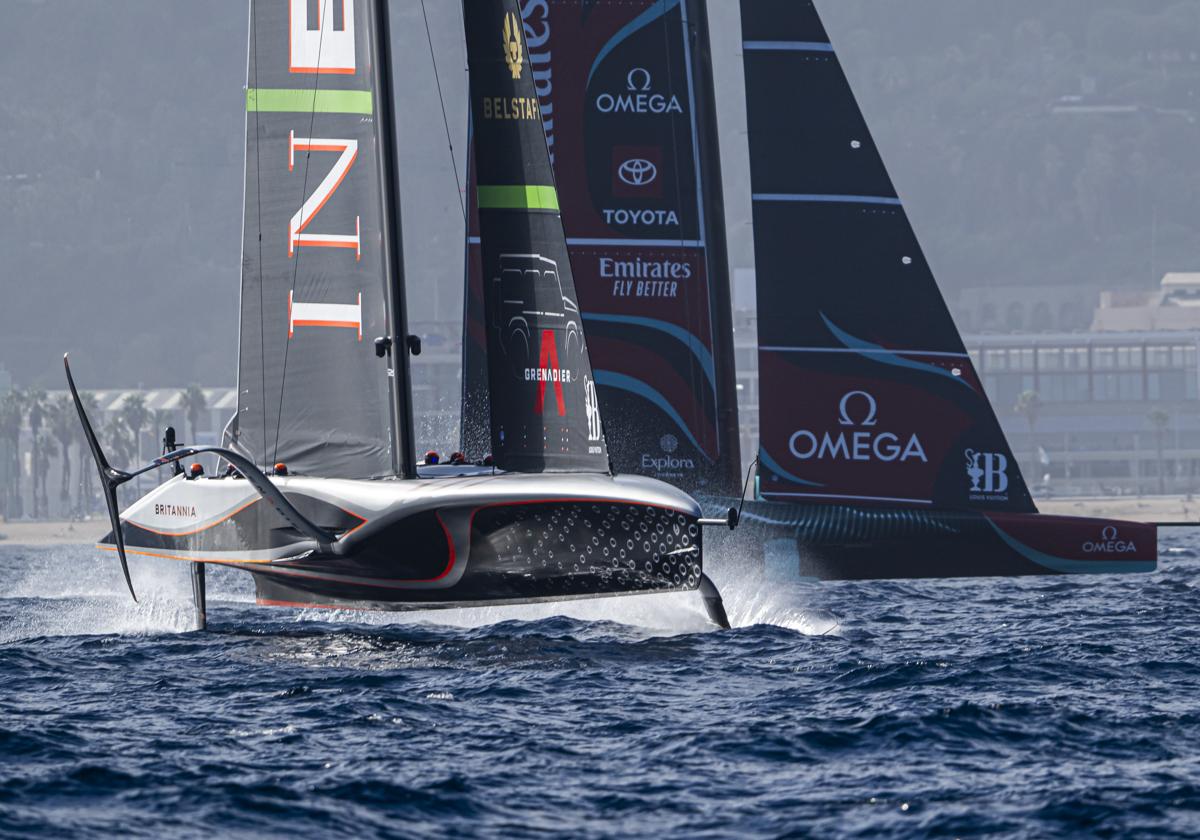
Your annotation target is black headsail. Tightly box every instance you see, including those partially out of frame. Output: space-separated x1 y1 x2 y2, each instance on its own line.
237 0 412 478
461 0 740 493
464 0 610 473
740 0 1034 513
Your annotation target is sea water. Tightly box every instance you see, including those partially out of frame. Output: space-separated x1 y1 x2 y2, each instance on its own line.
2 532 1200 837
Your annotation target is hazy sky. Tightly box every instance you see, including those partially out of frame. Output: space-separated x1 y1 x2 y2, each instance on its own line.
1 1 1196 389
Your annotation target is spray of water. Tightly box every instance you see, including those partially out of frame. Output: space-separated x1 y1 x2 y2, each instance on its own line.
1 543 841 640
1 547 201 641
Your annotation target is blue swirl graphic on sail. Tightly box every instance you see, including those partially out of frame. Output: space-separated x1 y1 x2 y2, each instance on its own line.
582 313 715 393
593 370 708 459
587 0 680 85
821 313 973 390
986 519 1153 575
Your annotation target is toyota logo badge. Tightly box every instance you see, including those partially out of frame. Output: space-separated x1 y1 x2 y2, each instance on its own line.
618 158 658 187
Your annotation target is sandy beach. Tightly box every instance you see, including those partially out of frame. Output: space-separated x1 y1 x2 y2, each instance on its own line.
1037 496 1200 524
0 520 108 547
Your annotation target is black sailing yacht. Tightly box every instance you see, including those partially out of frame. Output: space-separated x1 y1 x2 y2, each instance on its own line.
456 0 1157 581
729 0 1156 579
67 0 732 629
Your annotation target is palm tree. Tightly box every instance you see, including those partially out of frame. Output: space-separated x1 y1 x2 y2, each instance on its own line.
76 391 100 515
180 384 207 443
0 390 24 519
105 413 134 467
25 388 48 518
49 395 76 515
104 413 134 508
35 436 58 517
119 392 150 496
1148 408 1170 495
1013 390 1042 481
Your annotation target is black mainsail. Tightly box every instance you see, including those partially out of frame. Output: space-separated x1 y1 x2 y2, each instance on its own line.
237 0 411 478
465 0 610 473
740 0 1033 513
462 0 741 493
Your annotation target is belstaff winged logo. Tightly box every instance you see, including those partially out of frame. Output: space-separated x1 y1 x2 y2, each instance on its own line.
502 11 523 79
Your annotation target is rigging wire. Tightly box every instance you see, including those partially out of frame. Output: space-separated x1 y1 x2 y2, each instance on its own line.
271 0 331 468
251 6 269 469
421 0 467 221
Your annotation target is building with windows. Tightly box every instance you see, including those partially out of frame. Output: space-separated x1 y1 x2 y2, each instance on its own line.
968 331 1200 496
731 309 1200 497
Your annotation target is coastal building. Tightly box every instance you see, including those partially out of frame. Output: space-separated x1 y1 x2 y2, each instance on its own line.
732 268 1200 497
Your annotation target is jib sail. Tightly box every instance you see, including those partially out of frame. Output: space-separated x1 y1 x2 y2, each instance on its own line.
464 0 610 473
740 0 1034 513
462 0 740 493
237 0 407 479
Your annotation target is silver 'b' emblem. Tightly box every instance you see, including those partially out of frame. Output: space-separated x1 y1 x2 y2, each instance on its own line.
585 377 602 442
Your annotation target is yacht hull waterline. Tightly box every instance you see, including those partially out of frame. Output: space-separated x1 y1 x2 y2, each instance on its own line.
703 497 1155 581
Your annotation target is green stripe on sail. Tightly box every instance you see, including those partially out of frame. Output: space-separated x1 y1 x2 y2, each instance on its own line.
477 185 560 211
246 88 373 114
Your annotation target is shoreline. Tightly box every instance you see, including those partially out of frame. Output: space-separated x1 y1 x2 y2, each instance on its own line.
1037 496 1200 524
0 520 107 547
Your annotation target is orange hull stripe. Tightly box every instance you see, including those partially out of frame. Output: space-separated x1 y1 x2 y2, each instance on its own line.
98 545 272 566
257 598 369 610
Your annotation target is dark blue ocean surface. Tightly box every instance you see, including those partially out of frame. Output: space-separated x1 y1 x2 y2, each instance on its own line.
3 532 1200 838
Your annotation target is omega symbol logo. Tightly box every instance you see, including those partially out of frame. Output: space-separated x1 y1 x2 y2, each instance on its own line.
1083 525 1136 554
788 391 926 463
837 391 877 427
618 158 658 186
626 67 652 91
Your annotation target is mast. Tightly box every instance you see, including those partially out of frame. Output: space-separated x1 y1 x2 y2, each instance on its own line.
369 0 417 479
688 0 741 494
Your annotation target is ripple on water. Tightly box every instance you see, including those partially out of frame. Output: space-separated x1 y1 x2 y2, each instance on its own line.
4 542 1200 836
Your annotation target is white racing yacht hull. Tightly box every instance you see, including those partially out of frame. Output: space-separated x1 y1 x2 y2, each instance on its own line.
101 471 706 611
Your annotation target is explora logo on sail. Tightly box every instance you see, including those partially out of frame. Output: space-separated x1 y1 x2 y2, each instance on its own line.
788 391 927 463
1082 525 1138 554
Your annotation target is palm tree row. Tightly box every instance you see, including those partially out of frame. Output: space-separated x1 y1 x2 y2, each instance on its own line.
0 384 206 521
